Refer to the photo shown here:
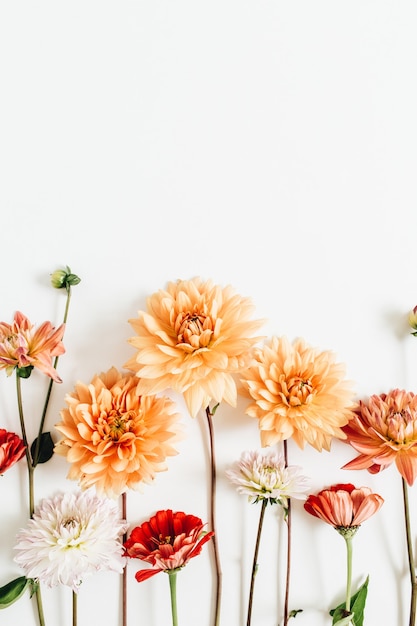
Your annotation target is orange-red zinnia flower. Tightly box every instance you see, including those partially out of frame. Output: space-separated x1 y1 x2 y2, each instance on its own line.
124 509 214 581
240 336 356 451
304 483 384 528
55 367 183 498
0 429 26 475
342 389 417 486
0 311 65 382
125 277 264 417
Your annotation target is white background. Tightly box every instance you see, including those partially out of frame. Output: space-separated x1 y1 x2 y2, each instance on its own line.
1 2 417 625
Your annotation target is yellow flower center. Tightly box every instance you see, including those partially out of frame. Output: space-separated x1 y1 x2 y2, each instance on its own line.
174 310 214 352
97 410 136 442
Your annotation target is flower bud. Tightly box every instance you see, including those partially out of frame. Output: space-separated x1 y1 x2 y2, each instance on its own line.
409 306 417 336
51 266 81 290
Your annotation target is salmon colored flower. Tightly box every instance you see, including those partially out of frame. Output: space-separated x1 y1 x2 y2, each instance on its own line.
124 509 214 581
304 483 384 531
0 429 26 475
55 367 183 498
0 311 65 382
240 336 356 451
125 277 264 418
342 389 417 486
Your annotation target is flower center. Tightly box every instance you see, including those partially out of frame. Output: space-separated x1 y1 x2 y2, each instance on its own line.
97 410 136 442
285 376 313 406
386 409 417 446
174 310 214 352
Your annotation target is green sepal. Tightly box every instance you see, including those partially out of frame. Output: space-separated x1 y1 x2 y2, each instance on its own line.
331 609 354 626
330 576 369 626
16 365 34 379
31 432 54 465
289 608 303 619
0 576 30 609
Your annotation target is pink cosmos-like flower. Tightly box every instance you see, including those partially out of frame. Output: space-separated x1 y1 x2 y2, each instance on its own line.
124 509 214 581
226 449 310 507
0 428 26 475
0 311 65 382
304 483 384 529
342 389 417 486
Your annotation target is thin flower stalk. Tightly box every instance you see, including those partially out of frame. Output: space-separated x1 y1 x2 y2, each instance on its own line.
206 405 222 626
72 590 77 626
402 477 417 626
247 498 267 626
344 535 353 613
283 440 291 626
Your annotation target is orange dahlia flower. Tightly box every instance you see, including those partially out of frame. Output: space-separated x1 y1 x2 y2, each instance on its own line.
125 277 264 417
0 311 65 382
304 483 384 529
342 389 417 486
240 336 356 451
55 367 182 498
124 509 214 581
0 429 26 475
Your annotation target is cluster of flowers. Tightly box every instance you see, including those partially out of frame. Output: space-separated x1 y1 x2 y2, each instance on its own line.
1 273 417 626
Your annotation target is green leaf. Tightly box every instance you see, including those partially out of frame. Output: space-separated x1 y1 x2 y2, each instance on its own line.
0 576 29 609
31 432 54 465
330 577 369 626
289 609 303 619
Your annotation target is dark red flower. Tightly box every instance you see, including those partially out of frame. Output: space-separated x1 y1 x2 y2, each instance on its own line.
0 428 26 475
124 509 214 582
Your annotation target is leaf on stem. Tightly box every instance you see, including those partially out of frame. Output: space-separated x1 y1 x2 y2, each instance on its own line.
330 576 369 626
0 576 30 608
31 432 54 464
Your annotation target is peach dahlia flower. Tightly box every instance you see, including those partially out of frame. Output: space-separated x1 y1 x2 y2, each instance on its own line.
304 483 384 529
0 311 65 382
240 336 355 451
342 389 417 486
125 277 264 418
55 367 182 498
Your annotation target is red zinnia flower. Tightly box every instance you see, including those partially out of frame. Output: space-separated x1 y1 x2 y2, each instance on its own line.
0 429 26 475
304 483 384 529
124 509 214 581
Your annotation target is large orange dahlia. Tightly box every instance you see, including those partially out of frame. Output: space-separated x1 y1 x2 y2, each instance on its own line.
342 389 417 486
125 277 264 418
55 367 182 498
240 336 356 451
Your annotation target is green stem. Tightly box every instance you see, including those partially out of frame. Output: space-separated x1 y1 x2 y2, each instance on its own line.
283 440 291 626
72 590 77 626
33 285 72 467
35 588 46 626
206 406 222 626
122 492 127 626
15 375 34 516
344 536 353 613
247 499 267 626
402 477 417 626
16 374 45 626
168 571 178 626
